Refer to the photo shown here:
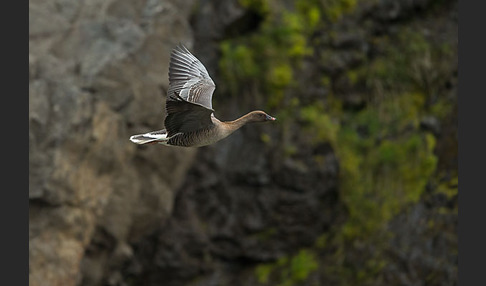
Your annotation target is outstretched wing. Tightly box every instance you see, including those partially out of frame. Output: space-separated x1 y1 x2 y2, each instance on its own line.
164 93 214 137
167 44 216 110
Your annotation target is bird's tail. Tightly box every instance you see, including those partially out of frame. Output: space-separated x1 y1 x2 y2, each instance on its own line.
129 129 170 145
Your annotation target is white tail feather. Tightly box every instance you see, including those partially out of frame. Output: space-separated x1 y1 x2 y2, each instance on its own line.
129 130 169 145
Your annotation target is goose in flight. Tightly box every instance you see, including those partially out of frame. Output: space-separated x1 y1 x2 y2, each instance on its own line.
129 44 276 147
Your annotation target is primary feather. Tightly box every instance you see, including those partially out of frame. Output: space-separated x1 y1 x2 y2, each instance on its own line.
167 45 216 110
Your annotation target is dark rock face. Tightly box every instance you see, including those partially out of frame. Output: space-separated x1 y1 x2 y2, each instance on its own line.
123 130 341 285
384 194 458 286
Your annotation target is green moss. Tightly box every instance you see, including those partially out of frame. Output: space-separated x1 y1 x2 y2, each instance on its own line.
219 42 260 95
323 0 358 22
260 133 271 144
337 127 438 242
219 0 322 112
284 144 298 157
256 264 273 284
251 227 277 241
268 63 293 88
253 249 318 285
321 75 331 87
307 6 321 29
363 27 456 102
437 175 458 200
346 69 360 85
376 140 402 166
316 23 454 284
430 97 455 120
290 250 318 281
296 0 323 29
315 233 328 249
300 104 339 145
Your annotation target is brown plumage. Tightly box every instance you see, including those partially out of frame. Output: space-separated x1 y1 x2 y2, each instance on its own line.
129 44 276 147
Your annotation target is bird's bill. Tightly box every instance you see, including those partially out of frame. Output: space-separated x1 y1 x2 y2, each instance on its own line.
266 115 276 121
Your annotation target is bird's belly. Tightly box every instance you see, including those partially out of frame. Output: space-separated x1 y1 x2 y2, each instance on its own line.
168 128 229 147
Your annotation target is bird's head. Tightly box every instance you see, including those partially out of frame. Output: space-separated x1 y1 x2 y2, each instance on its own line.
248 110 277 122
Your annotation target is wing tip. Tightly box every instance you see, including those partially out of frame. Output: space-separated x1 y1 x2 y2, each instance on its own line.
174 42 190 55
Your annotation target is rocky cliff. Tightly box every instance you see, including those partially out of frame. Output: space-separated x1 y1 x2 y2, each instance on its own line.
29 1 198 285
29 0 457 285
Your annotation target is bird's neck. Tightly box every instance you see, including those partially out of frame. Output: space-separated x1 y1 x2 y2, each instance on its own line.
227 112 255 128
218 112 255 135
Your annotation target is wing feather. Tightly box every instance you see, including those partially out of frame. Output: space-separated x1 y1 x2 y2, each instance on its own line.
164 93 214 137
167 44 216 110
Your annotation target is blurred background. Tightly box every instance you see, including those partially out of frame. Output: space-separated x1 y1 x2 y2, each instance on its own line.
29 0 457 285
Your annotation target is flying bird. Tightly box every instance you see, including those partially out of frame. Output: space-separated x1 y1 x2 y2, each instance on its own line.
129 44 276 147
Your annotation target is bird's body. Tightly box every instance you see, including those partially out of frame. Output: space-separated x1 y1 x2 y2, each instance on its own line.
129 44 275 147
